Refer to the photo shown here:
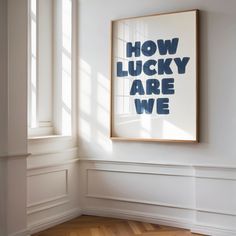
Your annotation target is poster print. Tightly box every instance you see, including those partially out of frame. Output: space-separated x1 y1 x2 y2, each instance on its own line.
110 10 199 142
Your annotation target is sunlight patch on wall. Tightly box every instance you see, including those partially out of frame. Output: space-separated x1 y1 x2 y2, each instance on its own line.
79 59 92 115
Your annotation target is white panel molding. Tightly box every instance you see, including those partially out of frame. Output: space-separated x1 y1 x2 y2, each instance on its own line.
86 194 195 211
195 166 236 180
85 167 236 217
0 153 30 159
27 168 68 210
28 136 77 157
28 208 82 235
82 206 193 228
27 159 79 172
27 167 69 177
79 157 236 179
86 168 195 210
29 147 78 158
87 167 195 178
196 208 236 217
28 135 74 143
81 207 236 236
79 157 195 168
27 191 69 215
26 157 236 235
27 147 80 233
27 194 68 208
191 224 236 236
80 159 236 235
27 199 69 215
87 193 236 218
27 147 79 170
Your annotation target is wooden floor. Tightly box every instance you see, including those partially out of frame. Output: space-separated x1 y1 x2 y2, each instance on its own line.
33 215 204 236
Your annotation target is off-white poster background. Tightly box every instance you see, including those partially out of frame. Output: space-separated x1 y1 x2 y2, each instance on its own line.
112 11 197 140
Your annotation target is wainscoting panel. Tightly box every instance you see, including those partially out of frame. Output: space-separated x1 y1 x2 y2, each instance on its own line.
196 177 236 216
27 169 68 208
79 159 236 236
27 146 81 234
87 169 195 209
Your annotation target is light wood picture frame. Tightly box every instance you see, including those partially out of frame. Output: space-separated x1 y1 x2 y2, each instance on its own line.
110 9 199 142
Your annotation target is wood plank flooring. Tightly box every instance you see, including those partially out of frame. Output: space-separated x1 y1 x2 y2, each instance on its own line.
33 215 204 236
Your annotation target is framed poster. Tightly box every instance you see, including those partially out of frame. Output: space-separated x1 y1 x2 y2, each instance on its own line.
110 10 199 142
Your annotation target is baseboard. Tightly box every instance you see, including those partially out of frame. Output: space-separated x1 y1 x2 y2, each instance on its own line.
28 207 82 235
192 224 236 236
82 207 236 236
82 207 193 230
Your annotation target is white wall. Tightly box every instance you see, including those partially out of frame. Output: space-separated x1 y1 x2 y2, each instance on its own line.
78 0 236 235
78 0 236 166
7 0 28 234
8 0 28 155
0 158 7 236
0 0 29 235
0 0 8 156
0 0 8 233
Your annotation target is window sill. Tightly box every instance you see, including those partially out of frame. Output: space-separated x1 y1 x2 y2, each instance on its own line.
28 134 72 142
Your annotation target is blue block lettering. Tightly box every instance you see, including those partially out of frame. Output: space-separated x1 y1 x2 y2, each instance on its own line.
146 79 160 95
135 99 154 114
143 60 157 76
126 41 141 57
158 58 173 75
141 40 157 57
157 98 169 114
117 62 128 77
162 78 175 95
128 60 142 76
174 57 190 74
130 80 145 95
157 38 179 55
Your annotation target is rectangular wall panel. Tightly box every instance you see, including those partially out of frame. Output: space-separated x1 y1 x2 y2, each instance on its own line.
27 169 68 206
80 160 236 235
87 169 195 208
196 178 236 215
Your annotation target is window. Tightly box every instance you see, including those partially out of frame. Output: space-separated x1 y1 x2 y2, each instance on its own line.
28 0 75 137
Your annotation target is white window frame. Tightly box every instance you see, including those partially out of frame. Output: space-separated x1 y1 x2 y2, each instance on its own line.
28 0 77 139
